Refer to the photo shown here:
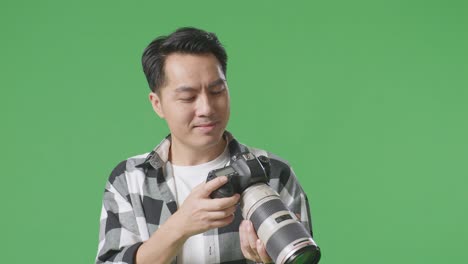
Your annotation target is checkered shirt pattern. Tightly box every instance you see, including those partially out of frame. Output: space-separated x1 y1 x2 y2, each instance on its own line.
96 131 315 264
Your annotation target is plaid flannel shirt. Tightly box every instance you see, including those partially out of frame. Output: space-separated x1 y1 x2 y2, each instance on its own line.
96 131 315 264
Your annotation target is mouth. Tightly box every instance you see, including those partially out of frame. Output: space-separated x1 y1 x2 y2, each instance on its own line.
193 121 218 132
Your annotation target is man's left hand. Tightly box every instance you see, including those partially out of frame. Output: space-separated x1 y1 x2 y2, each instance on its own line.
239 220 273 263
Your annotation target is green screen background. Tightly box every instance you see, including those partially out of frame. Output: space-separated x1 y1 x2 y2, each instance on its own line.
2 0 467 263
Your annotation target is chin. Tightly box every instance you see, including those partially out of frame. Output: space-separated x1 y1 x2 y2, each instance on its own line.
191 132 225 149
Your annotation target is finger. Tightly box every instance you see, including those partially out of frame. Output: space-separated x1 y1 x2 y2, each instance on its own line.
204 193 240 211
205 205 238 220
246 221 261 261
240 220 260 261
240 221 257 261
209 214 235 229
257 239 273 263
200 176 229 197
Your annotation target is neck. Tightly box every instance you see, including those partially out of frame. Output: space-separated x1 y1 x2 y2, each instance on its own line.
169 137 227 166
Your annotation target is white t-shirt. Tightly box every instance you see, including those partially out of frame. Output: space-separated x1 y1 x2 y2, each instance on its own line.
165 146 230 264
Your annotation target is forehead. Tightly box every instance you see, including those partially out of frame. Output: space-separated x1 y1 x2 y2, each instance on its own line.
163 53 224 89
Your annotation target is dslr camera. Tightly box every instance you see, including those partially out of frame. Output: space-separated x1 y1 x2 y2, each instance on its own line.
206 152 321 264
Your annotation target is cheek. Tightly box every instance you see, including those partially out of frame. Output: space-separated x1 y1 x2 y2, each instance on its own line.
219 97 230 114
164 106 195 127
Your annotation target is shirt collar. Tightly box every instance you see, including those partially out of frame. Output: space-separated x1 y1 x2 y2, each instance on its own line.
136 130 245 170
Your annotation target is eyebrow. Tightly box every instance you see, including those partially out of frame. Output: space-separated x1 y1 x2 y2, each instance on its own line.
207 78 226 89
174 78 226 93
174 86 197 93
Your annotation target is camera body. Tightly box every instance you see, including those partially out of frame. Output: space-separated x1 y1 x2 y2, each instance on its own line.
206 151 321 264
207 152 271 198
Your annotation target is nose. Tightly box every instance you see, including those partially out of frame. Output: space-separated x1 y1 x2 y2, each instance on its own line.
195 93 214 117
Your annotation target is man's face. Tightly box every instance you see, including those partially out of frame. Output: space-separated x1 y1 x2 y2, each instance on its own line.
149 53 230 152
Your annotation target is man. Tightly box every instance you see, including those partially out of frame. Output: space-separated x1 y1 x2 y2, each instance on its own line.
96 27 315 264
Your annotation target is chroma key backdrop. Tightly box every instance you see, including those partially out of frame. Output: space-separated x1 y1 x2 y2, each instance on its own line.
2 0 467 263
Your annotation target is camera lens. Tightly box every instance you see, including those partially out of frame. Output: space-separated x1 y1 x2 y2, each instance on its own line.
284 245 321 264
241 184 320 264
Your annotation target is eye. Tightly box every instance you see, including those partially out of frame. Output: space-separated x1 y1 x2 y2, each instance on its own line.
179 97 195 102
211 86 226 95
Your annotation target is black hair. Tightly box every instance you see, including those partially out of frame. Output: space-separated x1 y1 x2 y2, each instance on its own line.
142 27 228 93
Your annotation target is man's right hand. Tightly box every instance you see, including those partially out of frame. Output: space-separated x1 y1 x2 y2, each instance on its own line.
136 176 239 264
173 175 240 238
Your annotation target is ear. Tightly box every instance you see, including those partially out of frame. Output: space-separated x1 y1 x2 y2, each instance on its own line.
149 92 165 118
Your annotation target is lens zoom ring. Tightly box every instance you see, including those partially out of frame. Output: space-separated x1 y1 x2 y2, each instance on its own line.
250 198 287 230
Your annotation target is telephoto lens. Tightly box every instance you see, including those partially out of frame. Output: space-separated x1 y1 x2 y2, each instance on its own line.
241 184 321 264
206 152 321 263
